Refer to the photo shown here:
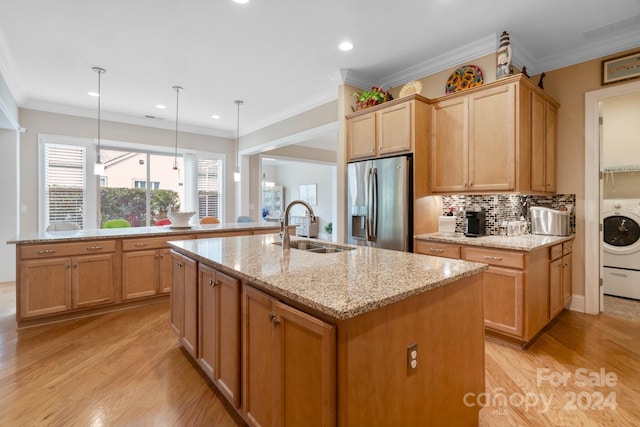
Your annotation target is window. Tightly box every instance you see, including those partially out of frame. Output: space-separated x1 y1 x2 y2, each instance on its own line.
43 143 87 229
134 180 160 189
198 158 222 219
39 134 225 231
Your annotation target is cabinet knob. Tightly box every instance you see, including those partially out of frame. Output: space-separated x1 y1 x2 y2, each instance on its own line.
73 263 78 269
468 181 472 186
269 312 281 326
66 264 70 269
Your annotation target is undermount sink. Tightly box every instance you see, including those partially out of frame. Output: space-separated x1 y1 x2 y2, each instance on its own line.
273 240 355 253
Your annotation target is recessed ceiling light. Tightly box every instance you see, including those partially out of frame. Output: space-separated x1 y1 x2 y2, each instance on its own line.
211 114 221 119
339 41 354 51
88 91 99 97
233 0 250 4
156 104 166 109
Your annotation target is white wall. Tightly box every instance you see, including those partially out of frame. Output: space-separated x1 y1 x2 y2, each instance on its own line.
602 92 640 168
267 161 336 240
0 129 19 282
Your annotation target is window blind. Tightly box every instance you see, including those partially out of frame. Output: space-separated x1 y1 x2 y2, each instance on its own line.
197 158 221 218
45 143 86 228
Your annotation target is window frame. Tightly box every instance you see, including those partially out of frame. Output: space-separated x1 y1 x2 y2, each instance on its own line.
38 134 225 231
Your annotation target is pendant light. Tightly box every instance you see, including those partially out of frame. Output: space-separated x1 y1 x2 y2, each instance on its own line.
172 85 183 170
234 100 243 182
92 67 106 175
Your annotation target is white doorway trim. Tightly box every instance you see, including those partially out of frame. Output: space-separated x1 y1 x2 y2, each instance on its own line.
584 80 640 314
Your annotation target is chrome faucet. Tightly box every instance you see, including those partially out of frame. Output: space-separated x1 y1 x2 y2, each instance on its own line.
280 199 317 250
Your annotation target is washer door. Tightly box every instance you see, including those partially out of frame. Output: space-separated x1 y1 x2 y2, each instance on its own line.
603 213 640 255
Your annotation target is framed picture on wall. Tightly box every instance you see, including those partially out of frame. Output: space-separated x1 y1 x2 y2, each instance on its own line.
602 51 640 85
299 183 317 205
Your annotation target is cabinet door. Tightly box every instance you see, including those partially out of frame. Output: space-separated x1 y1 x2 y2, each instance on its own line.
72 253 116 309
158 248 173 294
199 265 217 379
273 300 336 427
377 101 412 156
531 92 558 193
243 285 275 427
347 112 376 160
530 92 547 192
19 258 72 318
468 84 515 192
482 266 524 337
216 270 241 408
544 102 558 193
549 258 563 318
122 250 159 299
170 252 185 338
182 255 198 358
431 97 468 192
562 253 572 307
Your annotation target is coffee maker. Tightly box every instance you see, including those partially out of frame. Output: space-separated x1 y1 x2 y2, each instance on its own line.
464 209 486 237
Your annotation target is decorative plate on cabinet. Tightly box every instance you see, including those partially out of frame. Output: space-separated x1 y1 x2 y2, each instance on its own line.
399 80 422 97
445 65 483 94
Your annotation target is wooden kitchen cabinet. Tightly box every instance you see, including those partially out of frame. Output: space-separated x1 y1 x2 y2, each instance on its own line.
432 83 516 193
530 91 558 193
122 235 192 300
549 242 573 317
242 284 335 427
199 264 241 408
415 239 551 345
170 251 198 358
346 95 430 161
430 74 559 195
18 240 116 320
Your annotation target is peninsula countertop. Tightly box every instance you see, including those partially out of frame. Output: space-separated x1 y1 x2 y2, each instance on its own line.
414 232 575 252
7 222 283 245
168 234 488 320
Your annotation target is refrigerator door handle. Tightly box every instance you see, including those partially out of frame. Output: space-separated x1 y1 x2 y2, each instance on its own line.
366 168 373 241
372 167 378 241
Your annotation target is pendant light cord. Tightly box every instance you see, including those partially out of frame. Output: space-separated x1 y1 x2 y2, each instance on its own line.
92 67 106 164
235 100 243 170
173 86 183 170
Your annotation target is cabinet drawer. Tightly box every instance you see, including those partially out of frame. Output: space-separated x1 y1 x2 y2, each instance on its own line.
562 241 573 255
414 241 461 259
550 244 563 261
21 240 116 259
464 247 524 269
122 234 192 251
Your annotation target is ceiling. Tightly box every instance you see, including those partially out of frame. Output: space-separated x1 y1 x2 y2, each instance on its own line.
1 0 640 141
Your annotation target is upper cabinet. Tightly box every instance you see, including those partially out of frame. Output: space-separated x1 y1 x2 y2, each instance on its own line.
346 95 430 161
430 74 559 195
530 91 558 193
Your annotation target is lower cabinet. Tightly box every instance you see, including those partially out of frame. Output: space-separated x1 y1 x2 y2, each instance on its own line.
122 236 192 300
199 264 241 408
549 242 573 318
415 238 565 345
170 251 198 358
242 284 336 427
18 241 117 320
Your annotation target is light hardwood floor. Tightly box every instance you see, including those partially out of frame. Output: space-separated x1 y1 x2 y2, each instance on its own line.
1 281 638 426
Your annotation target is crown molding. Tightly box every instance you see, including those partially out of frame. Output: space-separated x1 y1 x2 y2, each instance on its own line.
377 33 498 88
21 99 233 138
526 29 640 75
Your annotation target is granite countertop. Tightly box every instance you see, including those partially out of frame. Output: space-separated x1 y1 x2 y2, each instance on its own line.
6 222 282 245
414 232 575 251
169 234 488 321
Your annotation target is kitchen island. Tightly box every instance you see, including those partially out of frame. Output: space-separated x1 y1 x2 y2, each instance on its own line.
169 233 488 426
8 222 289 327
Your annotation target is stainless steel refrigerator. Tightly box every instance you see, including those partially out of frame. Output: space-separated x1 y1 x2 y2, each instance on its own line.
347 155 412 251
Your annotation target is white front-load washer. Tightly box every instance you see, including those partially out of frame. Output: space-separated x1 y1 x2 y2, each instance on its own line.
602 199 640 299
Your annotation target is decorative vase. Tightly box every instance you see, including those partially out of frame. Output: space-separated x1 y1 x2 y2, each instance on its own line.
496 31 513 80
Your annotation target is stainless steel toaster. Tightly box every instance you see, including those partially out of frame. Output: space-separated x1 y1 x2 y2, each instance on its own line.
530 207 570 236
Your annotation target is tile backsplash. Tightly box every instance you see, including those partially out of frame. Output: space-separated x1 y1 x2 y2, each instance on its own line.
441 194 576 235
